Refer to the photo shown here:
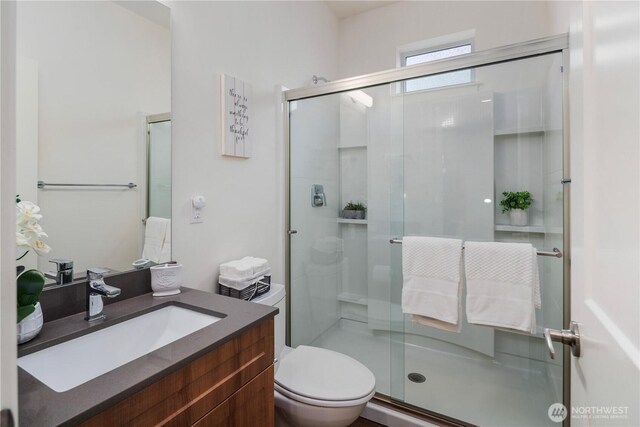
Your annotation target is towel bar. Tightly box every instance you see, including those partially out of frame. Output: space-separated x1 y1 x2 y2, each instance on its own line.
37 181 136 189
389 239 562 258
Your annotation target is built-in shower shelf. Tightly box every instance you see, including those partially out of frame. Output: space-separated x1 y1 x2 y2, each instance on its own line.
495 225 545 233
337 292 368 306
495 224 563 234
494 127 546 136
337 218 368 225
337 144 367 149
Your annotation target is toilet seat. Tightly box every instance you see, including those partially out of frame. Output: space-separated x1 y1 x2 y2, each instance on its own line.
275 345 376 408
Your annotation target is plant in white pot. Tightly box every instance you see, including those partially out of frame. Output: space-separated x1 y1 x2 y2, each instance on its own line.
500 191 533 226
342 201 366 220
16 195 50 344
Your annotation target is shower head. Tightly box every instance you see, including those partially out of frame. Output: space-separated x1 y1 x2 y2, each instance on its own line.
312 75 330 85
311 75 373 108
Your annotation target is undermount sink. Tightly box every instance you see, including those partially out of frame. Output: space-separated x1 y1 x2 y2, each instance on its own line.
18 305 221 392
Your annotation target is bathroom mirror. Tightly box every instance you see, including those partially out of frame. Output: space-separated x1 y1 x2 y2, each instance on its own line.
15 1 171 281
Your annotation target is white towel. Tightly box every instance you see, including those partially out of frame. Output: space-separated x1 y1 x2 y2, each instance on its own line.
401 236 464 332
158 219 171 263
465 241 541 334
142 217 170 263
240 256 270 274
220 260 253 279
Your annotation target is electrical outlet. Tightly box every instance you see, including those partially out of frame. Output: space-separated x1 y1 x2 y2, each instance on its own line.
190 196 205 224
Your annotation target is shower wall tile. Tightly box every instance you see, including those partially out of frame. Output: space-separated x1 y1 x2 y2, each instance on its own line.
290 96 339 180
289 95 342 346
494 133 545 226
339 147 367 208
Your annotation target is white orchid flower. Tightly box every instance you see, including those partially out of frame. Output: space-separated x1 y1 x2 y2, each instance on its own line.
16 201 43 225
15 200 51 256
32 239 51 255
16 231 30 249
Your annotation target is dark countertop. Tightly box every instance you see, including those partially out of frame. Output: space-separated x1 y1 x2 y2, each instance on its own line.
18 287 278 427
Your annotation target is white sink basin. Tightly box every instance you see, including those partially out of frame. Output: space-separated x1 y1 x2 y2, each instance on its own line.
18 305 221 392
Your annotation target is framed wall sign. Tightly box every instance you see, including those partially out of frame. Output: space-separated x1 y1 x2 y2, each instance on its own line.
221 74 251 158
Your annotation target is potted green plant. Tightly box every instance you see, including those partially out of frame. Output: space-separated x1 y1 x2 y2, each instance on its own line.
16 195 50 344
342 201 366 220
500 191 533 226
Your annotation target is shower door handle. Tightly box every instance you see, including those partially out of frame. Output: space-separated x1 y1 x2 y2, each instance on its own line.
544 321 581 359
288 230 298 235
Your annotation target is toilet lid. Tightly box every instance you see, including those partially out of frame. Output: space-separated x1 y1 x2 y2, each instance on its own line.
275 346 376 402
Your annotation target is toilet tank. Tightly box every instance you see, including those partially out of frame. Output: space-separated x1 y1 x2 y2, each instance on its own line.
251 283 285 363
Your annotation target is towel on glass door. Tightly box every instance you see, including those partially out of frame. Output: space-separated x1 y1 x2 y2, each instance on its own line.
401 236 464 332
464 241 541 334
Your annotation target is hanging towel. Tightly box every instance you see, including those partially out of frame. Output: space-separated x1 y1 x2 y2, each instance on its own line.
158 219 171 263
465 241 541 334
142 217 170 263
401 236 464 332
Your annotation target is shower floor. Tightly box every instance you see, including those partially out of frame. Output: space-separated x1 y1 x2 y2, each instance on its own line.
310 318 556 427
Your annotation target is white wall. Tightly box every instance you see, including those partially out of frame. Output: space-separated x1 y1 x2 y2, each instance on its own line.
16 1 170 274
0 0 18 419
169 1 338 290
15 57 38 271
337 0 563 79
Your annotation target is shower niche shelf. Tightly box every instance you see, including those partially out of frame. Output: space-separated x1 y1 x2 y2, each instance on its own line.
337 218 367 225
494 127 546 136
337 144 367 149
337 292 368 306
495 225 563 234
495 224 545 233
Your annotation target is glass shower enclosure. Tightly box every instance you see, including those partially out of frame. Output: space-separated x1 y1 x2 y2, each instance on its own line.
287 36 568 426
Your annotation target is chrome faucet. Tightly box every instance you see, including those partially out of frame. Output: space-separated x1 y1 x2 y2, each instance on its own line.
85 268 121 322
45 259 74 285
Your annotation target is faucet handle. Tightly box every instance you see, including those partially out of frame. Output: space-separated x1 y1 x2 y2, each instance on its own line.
50 259 73 270
90 281 121 297
87 267 110 280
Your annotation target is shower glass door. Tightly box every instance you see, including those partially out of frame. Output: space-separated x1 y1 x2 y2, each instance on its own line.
289 49 565 427
390 52 565 427
289 85 403 398
147 116 171 219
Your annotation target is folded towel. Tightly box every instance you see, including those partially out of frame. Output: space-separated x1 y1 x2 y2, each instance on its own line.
220 260 253 279
401 236 464 332
241 256 269 273
465 241 541 333
142 217 170 263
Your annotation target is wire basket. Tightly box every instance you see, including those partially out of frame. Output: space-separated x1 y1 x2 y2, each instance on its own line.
218 267 271 301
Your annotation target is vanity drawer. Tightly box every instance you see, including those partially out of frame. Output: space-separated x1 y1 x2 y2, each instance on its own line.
193 365 274 426
81 318 274 427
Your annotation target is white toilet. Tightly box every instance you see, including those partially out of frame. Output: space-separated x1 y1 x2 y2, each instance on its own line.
252 283 376 427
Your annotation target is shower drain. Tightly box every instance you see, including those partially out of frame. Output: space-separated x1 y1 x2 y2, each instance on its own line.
408 373 426 383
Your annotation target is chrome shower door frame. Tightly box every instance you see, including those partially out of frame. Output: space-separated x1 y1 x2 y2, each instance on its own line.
284 34 571 426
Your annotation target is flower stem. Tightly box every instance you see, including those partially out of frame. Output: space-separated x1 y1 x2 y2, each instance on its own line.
16 250 29 261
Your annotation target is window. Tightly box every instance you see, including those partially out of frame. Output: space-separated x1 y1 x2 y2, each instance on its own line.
402 43 473 92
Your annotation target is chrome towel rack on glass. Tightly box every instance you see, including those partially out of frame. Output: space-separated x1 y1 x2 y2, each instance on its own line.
37 181 137 189
389 239 563 258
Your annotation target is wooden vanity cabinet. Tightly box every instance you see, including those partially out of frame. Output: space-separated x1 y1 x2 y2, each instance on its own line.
81 318 274 427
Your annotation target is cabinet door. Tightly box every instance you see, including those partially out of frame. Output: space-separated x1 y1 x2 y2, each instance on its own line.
194 366 274 427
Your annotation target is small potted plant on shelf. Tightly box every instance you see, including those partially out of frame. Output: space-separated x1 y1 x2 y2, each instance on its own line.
342 201 366 220
500 191 533 226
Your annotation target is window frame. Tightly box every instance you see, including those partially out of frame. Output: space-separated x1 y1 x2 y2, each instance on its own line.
400 38 475 93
